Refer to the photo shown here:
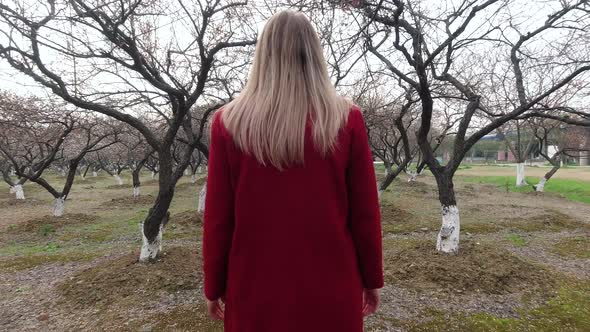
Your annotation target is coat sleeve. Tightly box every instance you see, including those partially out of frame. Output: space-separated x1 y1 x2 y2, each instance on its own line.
203 113 235 301
346 108 384 290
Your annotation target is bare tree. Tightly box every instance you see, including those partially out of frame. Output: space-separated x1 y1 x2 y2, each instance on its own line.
496 121 538 186
324 0 590 254
533 120 590 191
0 0 258 261
0 97 117 215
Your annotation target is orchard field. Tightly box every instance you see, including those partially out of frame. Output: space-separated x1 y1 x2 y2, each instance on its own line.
1 165 588 332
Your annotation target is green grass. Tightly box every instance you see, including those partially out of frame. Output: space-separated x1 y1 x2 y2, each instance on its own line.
552 237 590 259
459 175 590 204
506 233 527 247
407 281 590 332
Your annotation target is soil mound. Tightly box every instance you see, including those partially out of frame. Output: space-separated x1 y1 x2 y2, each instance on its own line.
134 304 222 331
501 210 588 232
175 177 207 190
171 210 202 226
101 195 155 207
384 240 557 295
380 204 438 233
175 182 198 191
8 213 97 233
58 247 201 308
105 183 134 189
0 198 44 208
381 204 415 224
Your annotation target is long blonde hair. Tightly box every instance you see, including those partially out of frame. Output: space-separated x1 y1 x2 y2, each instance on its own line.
222 10 351 169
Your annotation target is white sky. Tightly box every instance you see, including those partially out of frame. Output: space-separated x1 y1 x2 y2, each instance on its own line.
0 0 588 119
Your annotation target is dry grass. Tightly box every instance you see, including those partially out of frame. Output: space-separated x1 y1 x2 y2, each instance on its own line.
57 246 201 308
383 239 558 295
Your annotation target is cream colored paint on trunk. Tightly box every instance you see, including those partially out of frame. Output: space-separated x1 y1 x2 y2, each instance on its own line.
139 223 163 262
197 185 206 216
516 163 527 187
436 205 460 254
13 184 25 200
535 177 547 192
53 197 65 217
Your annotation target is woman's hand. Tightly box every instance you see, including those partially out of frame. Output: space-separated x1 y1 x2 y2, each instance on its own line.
206 297 225 320
362 288 380 316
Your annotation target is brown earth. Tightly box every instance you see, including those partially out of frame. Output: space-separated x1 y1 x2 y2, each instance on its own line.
57 247 201 309
384 239 558 296
100 195 155 207
171 210 203 226
6 213 97 234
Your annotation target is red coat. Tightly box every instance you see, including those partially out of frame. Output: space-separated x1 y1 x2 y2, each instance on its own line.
203 107 383 332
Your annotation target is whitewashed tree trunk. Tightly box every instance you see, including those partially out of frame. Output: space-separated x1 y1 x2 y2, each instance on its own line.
535 177 547 192
92 171 98 177
60 169 66 177
13 184 25 200
184 169 189 176
133 186 140 198
151 171 156 179
52 197 65 217
114 174 123 185
197 184 207 216
197 166 202 174
139 223 163 262
377 182 383 199
191 174 197 183
515 163 527 186
9 186 15 194
408 171 418 182
436 205 460 254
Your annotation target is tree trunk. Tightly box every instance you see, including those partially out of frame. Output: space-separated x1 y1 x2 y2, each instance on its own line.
151 171 156 179
114 174 123 185
516 162 527 186
92 171 98 177
132 168 141 198
139 151 173 262
535 164 560 192
53 196 65 217
197 184 207 216
13 184 25 200
81 164 91 180
383 162 391 176
191 174 197 183
434 175 460 254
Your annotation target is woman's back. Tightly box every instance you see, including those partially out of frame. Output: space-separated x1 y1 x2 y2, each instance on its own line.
203 107 383 332
202 10 382 332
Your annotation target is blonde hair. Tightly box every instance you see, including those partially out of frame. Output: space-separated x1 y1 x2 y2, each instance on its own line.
222 10 351 169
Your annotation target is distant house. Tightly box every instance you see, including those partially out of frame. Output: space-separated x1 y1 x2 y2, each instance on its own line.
497 150 516 162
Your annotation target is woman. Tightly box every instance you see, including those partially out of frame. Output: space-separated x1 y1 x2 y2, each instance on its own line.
203 10 383 332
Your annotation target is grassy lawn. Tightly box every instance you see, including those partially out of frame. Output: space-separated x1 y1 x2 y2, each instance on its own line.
459 175 590 204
